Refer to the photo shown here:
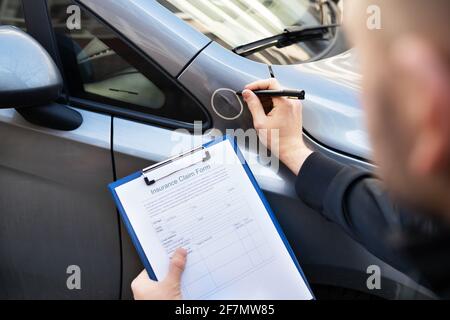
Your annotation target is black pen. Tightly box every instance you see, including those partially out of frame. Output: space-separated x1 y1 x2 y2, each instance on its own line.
236 89 306 100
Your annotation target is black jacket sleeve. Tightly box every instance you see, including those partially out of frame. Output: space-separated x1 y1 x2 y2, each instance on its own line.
295 152 436 272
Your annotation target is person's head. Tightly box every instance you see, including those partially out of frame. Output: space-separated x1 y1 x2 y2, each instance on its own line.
344 0 450 218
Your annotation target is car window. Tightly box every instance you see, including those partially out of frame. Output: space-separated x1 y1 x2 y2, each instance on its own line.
0 0 26 30
48 0 208 125
157 0 340 65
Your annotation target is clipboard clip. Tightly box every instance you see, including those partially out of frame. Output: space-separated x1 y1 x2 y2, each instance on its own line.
142 146 211 186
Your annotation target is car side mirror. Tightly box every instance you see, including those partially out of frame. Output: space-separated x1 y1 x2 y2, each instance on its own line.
0 26 82 131
0 26 63 109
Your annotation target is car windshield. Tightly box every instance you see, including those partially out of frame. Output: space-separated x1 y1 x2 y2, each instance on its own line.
157 0 340 65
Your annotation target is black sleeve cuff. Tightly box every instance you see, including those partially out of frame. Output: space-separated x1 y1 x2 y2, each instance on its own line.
295 152 346 212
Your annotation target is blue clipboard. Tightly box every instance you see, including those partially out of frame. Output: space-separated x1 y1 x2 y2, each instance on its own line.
108 135 314 299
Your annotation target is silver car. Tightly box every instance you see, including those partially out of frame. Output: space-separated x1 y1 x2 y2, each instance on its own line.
0 0 434 299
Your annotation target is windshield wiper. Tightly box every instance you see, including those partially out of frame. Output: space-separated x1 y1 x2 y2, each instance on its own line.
232 24 340 57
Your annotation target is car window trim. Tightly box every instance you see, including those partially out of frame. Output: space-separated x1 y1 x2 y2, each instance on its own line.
69 97 210 132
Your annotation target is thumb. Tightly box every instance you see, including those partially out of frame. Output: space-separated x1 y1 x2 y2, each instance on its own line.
242 89 267 128
165 248 187 285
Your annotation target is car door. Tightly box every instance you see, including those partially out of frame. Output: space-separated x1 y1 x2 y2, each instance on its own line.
0 0 121 299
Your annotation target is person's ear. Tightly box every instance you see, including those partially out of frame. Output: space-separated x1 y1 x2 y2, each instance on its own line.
391 37 450 177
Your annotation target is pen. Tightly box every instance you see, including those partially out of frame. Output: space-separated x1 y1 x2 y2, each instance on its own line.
236 89 306 100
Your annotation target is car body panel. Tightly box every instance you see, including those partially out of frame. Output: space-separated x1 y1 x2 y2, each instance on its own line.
0 107 120 299
273 50 372 160
78 0 211 77
178 41 271 131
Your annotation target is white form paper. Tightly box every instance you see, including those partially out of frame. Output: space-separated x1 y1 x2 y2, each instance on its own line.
114 140 313 300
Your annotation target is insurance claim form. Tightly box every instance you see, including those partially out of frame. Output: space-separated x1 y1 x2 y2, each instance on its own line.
113 139 313 300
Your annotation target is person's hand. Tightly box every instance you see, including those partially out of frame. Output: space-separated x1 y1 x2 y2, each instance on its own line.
131 248 187 300
242 79 313 174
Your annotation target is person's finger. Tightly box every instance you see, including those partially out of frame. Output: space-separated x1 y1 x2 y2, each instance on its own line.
244 78 282 91
270 97 289 110
135 269 151 282
242 90 268 128
165 248 188 284
131 269 156 294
